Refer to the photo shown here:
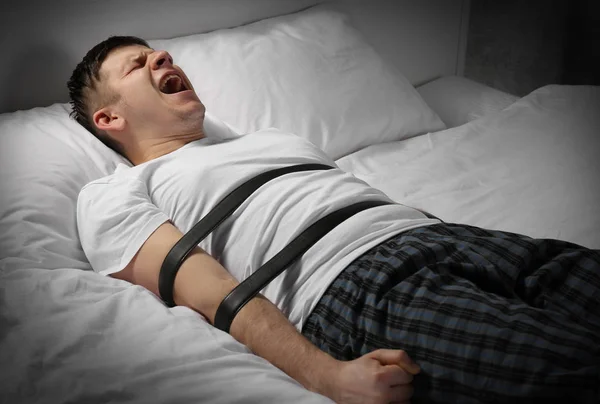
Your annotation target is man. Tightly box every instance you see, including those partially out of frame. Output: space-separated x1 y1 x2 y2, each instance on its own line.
69 36 600 404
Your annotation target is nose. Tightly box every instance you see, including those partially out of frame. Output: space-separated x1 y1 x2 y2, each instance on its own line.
151 50 173 70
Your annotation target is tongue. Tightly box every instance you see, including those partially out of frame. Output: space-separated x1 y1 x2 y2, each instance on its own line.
165 77 183 94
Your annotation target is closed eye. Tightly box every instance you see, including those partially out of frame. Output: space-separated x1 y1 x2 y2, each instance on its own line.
128 63 141 74
126 54 149 75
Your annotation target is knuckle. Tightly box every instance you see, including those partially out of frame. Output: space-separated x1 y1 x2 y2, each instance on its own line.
396 350 407 360
373 369 387 383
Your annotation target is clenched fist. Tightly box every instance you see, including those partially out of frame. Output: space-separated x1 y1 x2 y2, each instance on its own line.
326 349 421 404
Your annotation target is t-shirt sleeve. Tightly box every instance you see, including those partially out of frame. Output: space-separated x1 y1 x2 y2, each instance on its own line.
76 176 170 276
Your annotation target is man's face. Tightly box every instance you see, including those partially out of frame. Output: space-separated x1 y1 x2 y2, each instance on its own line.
98 44 205 139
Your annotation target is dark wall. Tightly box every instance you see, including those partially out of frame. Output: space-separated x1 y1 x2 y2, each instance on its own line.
464 0 599 96
562 0 600 86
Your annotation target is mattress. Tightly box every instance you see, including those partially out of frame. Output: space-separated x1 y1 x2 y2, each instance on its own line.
337 84 600 249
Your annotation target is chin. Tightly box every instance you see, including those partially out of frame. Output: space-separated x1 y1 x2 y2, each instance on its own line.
174 106 205 132
170 96 202 114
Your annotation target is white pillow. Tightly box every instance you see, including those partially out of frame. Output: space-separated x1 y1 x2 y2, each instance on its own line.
0 104 122 271
0 104 237 272
417 76 519 128
149 5 445 159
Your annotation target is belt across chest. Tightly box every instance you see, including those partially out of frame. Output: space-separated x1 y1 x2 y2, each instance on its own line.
158 163 437 333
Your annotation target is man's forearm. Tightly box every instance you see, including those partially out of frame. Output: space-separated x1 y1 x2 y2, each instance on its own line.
233 294 340 396
115 221 339 397
116 222 418 403
172 248 340 399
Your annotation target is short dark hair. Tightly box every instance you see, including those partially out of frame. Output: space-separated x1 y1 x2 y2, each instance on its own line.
67 35 150 155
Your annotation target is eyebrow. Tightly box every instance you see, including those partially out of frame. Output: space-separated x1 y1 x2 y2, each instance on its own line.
120 49 153 75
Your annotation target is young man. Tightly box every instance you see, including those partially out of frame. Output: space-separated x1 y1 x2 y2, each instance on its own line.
69 36 600 404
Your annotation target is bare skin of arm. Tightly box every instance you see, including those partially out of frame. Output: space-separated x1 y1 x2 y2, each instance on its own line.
112 221 420 404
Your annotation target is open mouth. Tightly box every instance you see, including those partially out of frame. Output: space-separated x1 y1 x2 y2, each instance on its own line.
159 73 188 94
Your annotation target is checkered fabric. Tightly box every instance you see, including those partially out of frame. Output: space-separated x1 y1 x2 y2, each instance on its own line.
301 223 600 403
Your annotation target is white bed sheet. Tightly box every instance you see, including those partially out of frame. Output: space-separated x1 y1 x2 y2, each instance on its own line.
337 85 600 249
0 266 333 403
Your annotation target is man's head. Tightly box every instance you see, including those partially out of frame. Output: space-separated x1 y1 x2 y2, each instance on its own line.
68 35 205 162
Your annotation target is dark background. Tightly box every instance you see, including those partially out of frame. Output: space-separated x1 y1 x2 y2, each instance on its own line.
464 0 600 96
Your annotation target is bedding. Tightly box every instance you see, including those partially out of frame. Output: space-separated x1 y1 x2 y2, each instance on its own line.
1 3 599 403
337 84 600 249
416 75 519 128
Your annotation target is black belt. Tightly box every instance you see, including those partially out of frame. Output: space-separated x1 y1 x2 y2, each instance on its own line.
158 163 436 333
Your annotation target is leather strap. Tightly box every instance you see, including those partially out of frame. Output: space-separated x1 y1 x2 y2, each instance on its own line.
158 163 334 307
213 199 391 333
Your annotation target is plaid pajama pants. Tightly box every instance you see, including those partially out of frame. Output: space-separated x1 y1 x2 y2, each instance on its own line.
301 223 600 403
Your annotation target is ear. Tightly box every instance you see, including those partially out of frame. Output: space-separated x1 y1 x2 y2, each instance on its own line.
93 107 125 134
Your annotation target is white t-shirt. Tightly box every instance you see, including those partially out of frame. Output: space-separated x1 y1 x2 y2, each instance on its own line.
77 128 440 330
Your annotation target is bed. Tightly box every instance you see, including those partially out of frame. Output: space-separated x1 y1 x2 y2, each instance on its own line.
1 1 598 403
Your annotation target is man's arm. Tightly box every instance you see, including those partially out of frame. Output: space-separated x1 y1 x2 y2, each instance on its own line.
112 221 420 404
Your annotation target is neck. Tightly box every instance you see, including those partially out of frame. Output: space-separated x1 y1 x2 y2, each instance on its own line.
127 129 205 165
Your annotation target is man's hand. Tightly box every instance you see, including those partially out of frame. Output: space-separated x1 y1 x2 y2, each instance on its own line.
327 349 420 404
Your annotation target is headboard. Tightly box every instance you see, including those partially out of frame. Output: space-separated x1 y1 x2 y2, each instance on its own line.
0 0 470 114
